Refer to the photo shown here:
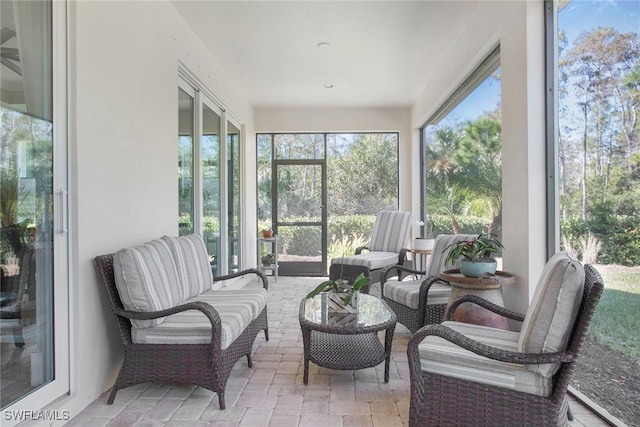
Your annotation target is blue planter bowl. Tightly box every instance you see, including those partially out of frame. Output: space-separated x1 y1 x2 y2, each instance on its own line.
459 260 497 277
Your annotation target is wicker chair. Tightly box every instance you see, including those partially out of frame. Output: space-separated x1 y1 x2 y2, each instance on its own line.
0 248 36 347
380 234 476 333
407 254 604 427
94 254 269 410
330 210 413 285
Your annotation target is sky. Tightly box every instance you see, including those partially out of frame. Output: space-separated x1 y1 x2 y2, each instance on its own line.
435 0 639 128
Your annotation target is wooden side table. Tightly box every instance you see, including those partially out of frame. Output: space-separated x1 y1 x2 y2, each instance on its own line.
409 249 432 274
440 269 516 329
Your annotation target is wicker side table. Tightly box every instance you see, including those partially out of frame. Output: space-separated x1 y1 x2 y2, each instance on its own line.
299 293 397 384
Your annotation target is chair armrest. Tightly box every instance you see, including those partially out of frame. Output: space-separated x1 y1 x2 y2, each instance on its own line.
415 275 449 310
114 301 225 349
399 248 409 265
355 246 369 255
380 263 426 284
446 294 525 322
214 268 268 290
408 324 575 367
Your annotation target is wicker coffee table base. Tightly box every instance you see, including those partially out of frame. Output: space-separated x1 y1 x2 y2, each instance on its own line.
299 296 396 385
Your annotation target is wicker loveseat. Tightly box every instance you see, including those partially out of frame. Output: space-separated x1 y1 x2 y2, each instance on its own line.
94 234 269 410
407 252 603 426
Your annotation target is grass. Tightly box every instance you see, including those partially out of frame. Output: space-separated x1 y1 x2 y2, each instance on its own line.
588 264 640 363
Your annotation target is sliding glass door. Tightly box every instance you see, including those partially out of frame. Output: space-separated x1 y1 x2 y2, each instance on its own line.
177 72 242 275
0 0 68 418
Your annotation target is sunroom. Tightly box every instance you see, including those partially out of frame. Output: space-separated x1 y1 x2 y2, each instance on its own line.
1 0 636 426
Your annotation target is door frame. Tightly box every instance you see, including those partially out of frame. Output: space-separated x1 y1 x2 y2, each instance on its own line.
272 159 327 276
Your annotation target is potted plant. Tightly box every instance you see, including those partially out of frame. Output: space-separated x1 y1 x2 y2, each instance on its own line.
414 218 435 251
444 233 504 277
305 273 371 308
261 252 275 266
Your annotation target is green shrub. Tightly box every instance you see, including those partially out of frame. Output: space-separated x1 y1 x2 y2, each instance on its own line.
561 215 640 266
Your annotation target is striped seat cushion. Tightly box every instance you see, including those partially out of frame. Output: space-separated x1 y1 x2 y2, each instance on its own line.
419 321 554 397
162 234 214 299
332 251 399 271
384 280 451 309
113 239 182 328
132 288 268 349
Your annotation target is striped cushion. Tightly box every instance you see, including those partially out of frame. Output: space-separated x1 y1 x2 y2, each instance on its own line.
162 234 214 300
419 321 553 397
113 239 182 328
384 280 451 309
332 251 399 271
368 211 412 253
518 251 584 377
131 288 268 349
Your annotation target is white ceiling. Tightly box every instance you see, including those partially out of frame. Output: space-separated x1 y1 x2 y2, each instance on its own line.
172 1 485 108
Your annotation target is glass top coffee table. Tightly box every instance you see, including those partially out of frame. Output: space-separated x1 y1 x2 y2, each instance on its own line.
299 292 397 384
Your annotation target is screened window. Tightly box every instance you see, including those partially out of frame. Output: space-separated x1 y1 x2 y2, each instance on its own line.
420 47 502 241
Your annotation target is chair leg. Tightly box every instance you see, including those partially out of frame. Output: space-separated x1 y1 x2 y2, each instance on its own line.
218 392 226 410
264 329 269 341
107 387 118 404
246 353 253 368
567 405 574 421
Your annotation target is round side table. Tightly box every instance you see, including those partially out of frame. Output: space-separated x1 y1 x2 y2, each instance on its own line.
440 269 516 329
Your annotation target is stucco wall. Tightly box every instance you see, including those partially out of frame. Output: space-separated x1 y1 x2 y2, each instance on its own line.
410 0 547 315
57 0 255 420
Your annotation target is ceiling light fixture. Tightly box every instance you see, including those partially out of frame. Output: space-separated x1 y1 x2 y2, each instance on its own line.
317 42 331 49
324 83 334 89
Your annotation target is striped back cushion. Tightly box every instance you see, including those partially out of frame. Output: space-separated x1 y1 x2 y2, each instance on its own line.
113 238 182 328
518 251 584 377
162 234 213 300
427 234 478 277
368 211 412 253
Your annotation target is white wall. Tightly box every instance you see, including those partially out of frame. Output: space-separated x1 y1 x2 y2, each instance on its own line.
53 0 255 420
255 107 413 214
410 0 547 315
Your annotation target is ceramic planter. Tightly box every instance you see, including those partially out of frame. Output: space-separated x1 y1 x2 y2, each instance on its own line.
459 259 497 277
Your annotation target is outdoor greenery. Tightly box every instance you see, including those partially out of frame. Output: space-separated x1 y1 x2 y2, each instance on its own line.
0 107 52 260
424 112 503 240
558 27 640 265
590 265 640 362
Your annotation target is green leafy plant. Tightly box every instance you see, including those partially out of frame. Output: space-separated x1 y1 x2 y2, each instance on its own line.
444 233 504 265
305 273 371 307
261 253 275 265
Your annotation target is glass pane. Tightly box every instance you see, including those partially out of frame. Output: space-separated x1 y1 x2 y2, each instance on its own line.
227 120 240 273
276 164 323 222
178 88 194 235
277 225 322 263
422 67 502 241
326 133 398 261
557 2 639 425
202 103 221 276
274 134 324 159
1 0 54 408
257 134 273 232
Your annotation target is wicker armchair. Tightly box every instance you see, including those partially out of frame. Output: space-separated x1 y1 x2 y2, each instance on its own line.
94 254 269 410
407 254 604 426
380 234 476 333
0 248 36 347
330 210 413 285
